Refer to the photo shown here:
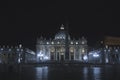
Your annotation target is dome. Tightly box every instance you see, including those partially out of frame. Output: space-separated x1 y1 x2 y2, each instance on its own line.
55 24 70 40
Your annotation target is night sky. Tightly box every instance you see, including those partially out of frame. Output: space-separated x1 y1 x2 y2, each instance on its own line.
0 1 120 50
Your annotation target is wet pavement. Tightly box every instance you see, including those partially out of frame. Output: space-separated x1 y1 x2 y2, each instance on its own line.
0 64 120 80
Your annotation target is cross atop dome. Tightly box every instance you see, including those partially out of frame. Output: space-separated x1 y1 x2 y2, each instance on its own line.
60 24 64 30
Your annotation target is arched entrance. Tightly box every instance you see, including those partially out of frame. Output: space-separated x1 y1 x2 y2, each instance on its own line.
50 52 55 60
70 52 74 60
70 47 74 60
57 52 60 60
50 47 55 60
60 52 64 61
60 47 65 61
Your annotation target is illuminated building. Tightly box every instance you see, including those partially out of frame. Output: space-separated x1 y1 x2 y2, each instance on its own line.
101 36 120 63
0 44 24 63
36 24 88 61
0 44 36 63
104 36 120 46
87 36 120 64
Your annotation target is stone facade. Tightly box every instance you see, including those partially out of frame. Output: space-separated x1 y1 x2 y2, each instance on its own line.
36 24 88 61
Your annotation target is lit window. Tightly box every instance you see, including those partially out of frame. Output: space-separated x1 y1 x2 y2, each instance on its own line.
57 37 59 39
47 42 49 44
61 48 64 52
70 49 74 52
60 26 64 30
17 49 19 51
76 42 78 44
1 48 3 50
57 41 60 44
104 49 106 52
9 49 11 51
115 49 118 52
61 53 64 55
51 42 54 44
71 42 73 44
51 47 55 52
19 44 22 48
82 49 85 53
82 41 85 44
105 45 108 49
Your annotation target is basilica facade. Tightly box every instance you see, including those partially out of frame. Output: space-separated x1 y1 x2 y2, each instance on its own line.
36 24 88 61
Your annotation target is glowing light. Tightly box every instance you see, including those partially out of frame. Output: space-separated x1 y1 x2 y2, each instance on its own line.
115 49 118 52
9 49 11 51
106 58 109 63
76 42 78 44
44 56 49 60
82 49 85 53
17 49 19 51
1 48 3 50
60 24 64 30
71 42 73 44
83 55 88 60
51 42 54 44
82 41 85 44
93 53 99 57
19 44 22 48
18 58 21 63
61 53 64 55
46 42 49 44
105 45 108 49
37 52 44 57
57 41 60 44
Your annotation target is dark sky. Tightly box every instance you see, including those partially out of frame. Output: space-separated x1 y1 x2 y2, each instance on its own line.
0 1 120 50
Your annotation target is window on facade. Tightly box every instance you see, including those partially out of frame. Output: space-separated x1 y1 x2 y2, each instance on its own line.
9 49 11 51
61 52 64 55
76 42 78 44
82 49 85 53
51 47 55 52
51 42 54 44
1 48 3 50
17 49 19 51
47 42 49 44
71 41 73 44
57 41 60 44
60 48 65 52
105 45 108 49
70 47 74 52
21 49 23 51
115 49 118 52
82 41 85 44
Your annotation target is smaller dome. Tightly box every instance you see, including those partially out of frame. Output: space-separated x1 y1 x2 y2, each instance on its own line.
55 24 70 40
60 24 64 30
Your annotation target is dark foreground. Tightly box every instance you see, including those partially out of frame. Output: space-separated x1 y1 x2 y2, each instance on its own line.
0 63 120 80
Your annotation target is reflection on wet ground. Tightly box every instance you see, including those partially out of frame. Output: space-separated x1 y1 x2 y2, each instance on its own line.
0 64 120 80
